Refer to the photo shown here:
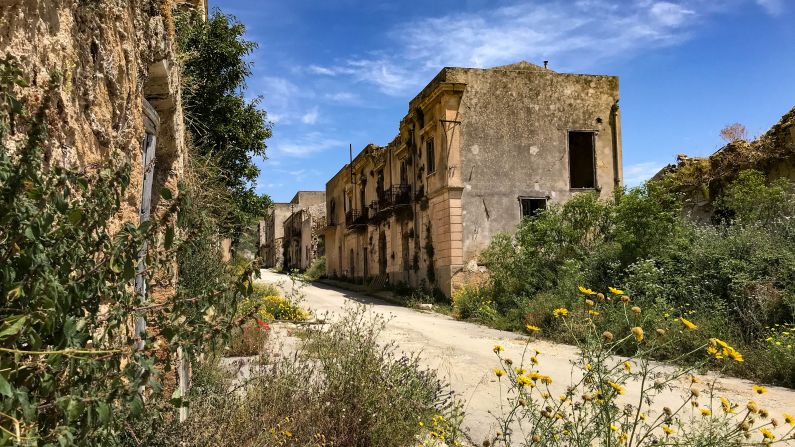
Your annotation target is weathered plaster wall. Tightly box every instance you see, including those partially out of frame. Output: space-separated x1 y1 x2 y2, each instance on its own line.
260 202 291 267
0 0 198 226
454 67 621 261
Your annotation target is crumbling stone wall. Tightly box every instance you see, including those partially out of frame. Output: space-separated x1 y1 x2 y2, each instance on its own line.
655 107 795 219
0 0 192 225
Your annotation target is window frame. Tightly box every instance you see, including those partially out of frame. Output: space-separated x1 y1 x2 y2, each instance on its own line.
518 196 548 219
567 129 598 190
426 137 436 175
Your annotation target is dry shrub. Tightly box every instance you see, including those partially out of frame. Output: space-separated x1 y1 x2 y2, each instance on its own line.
146 305 463 447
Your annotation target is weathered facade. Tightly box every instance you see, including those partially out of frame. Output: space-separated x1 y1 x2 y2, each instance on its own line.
325 61 622 296
259 203 292 268
259 191 326 270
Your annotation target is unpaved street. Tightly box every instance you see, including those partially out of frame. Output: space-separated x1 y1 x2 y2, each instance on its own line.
260 270 795 445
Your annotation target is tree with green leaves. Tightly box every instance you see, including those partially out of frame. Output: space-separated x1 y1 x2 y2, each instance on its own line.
175 8 272 239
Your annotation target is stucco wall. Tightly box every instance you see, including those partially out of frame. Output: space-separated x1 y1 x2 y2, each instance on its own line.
454 68 622 260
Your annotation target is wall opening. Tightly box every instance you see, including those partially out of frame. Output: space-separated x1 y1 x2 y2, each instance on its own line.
426 138 436 174
569 131 596 189
520 197 547 218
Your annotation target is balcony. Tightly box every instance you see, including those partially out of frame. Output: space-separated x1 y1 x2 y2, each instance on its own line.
382 184 411 209
345 209 367 229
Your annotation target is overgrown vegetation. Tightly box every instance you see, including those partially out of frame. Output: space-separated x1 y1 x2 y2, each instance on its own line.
457 171 795 386
490 286 795 446
175 8 272 240
0 56 257 445
302 256 326 281
141 306 464 447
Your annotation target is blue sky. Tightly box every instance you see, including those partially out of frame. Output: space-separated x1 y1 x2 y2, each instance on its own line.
208 0 795 202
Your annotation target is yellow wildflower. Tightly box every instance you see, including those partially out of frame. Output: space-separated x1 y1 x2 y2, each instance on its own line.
526 324 541 332
493 345 504 354
540 375 553 385
585 299 595 307
700 408 711 417
608 287 624 295
662 425 674 435
783 413 794 425
530 356 539 365
760 427 775 440
680 317 697 330
623 361 632 372
578 286 597 295
493 368 505 378
610 424 619 432
514 367 527 375
553 308 569 318
588 310 600 316
631 326 644 342
517 375 532 387
608 381 626 395
747 400 759 414
753 385 768 395
720 397 734 413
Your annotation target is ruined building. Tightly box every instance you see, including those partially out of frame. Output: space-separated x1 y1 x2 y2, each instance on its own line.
653 107 795 220
1 0 205 227
324 61 622 296
259 191 326 270
1 0 206 419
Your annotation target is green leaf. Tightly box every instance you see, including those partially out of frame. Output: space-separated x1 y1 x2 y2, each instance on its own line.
97 402 110 424
160 187 173 200
67 208 83 224
164 225 175 250
0 315 27 339
0 373 13 397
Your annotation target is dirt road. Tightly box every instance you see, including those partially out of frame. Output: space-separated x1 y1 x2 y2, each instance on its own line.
259 270 795 445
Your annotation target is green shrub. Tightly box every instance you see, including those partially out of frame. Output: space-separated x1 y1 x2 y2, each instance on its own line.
472 171 795 386
303 256 326 281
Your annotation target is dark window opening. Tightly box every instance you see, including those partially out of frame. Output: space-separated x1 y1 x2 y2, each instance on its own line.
569 131 596 189
399 160 408 185
329 199 336 225
520 198 547 218
426 138 436 174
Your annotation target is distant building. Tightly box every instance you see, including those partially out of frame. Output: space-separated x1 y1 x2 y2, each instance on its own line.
324 61 622 296
259 191 325 270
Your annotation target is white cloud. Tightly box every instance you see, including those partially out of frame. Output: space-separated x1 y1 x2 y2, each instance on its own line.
324 91 360 104
623 161 668 186
308 65 340 76
755 0 785 15
307 0 723 96
274 132 344 157
301 107 319 125
650 2 696 27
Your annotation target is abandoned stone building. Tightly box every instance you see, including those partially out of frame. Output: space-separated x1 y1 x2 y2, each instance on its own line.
259 191 326 270
324 61 623 296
